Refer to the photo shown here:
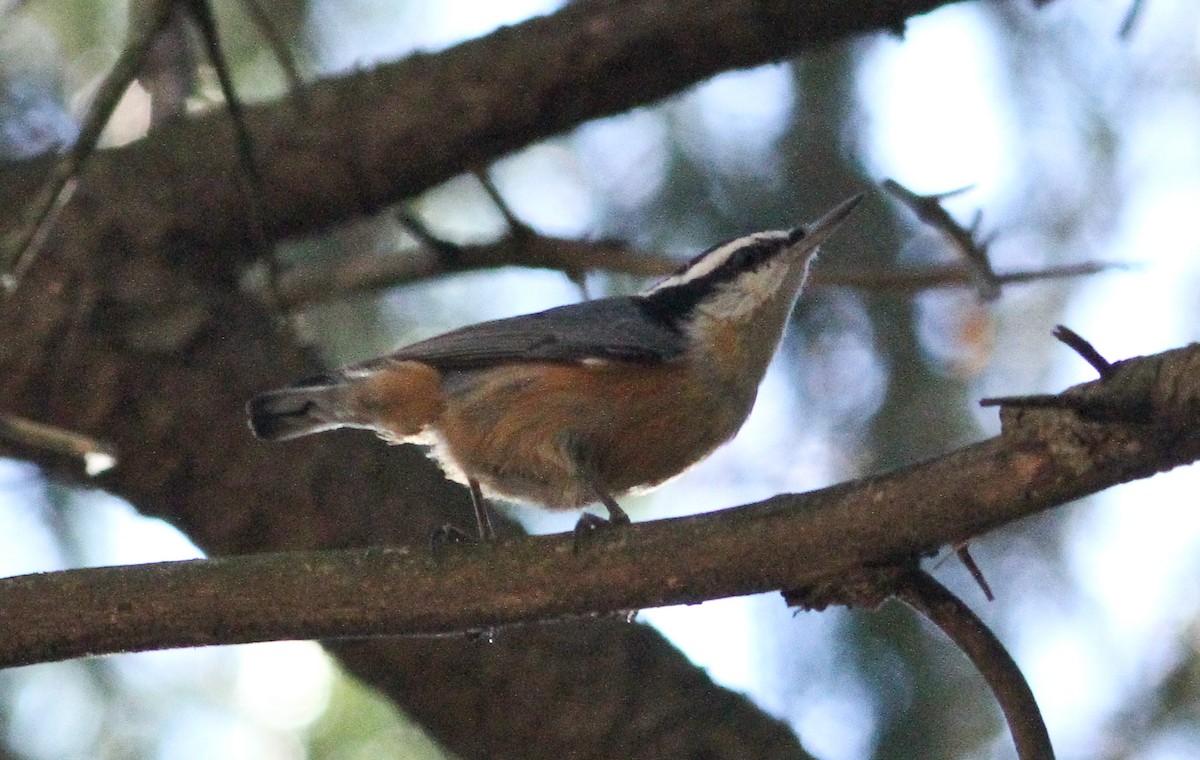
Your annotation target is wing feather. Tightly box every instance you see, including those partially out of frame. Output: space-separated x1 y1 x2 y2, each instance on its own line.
374 296 685 372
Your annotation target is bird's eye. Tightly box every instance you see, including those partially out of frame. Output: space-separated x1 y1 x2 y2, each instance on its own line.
730 242 767 270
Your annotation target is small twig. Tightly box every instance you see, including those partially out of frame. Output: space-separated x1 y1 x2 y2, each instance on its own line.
473 168 533 237
180 0 285 309
183 1 263 187
183 0 257 183
395 208 464 266
238 0 308 107
894 569 1055 760
261 232 665 308
1052 324 1113 379
981 326 1123 414
979 392 1153 425
818 261 1125 293
472 167 590 295
1117 0 1147 39
956 544 994 601
0 415 117 476
882 178 1002 301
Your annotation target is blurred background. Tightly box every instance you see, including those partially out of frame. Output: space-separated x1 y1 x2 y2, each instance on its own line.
2 0 1200 758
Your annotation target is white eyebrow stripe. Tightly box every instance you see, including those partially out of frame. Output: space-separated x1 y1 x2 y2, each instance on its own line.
647 230 789 293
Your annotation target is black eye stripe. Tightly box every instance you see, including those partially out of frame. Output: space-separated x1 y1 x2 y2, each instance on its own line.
666 235 779 279
640 236 788 328
713 239 780 277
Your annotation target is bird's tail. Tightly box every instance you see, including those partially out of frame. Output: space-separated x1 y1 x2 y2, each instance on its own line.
246 375 353 441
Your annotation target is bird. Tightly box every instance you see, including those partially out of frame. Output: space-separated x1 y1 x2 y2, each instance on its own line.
247 195 861 539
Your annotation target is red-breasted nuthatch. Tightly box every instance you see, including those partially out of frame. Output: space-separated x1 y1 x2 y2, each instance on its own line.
248 195 861 537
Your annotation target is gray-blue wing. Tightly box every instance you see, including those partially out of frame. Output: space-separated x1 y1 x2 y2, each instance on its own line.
380 296 685 371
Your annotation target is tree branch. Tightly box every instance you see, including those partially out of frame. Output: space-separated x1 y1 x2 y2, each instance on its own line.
3 341 1199 669
893 570 1055 760
0 0 957 283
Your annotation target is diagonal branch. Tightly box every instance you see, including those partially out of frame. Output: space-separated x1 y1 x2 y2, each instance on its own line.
3 341 1199 669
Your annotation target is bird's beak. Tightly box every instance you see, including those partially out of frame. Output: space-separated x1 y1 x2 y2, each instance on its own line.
787 193 864 250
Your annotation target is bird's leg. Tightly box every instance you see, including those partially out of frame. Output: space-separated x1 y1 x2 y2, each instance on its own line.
573 473 630 546
593 485 630 526
428 479 494 551
469 478 496 541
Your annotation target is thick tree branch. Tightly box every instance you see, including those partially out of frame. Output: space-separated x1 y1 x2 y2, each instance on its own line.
0 0 956 282
3 341 1199 669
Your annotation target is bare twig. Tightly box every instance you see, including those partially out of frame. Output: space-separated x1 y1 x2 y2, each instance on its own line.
471 167 591 293
882 178 1002 301
981 326 1145 420
1052 324 1114 378
979 393 1083 410
1118 0 1148 39
956 544 995 601
394 208 464 265
0 415 117 476
2 341 1200 670
817 261 1125 293
894 569 1055 760
238 0 307 103
474 168 533 237
179 0 290 310
977 391 1152 424
183 0 257 180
